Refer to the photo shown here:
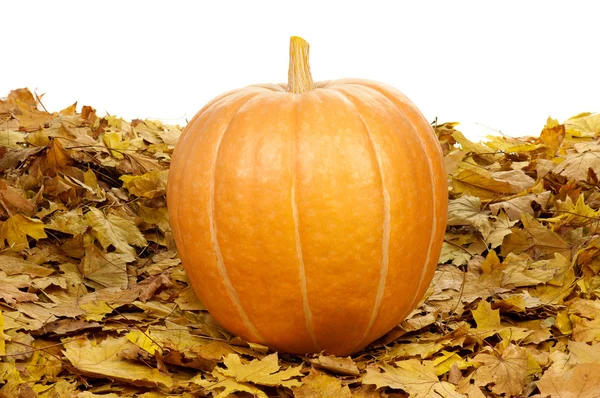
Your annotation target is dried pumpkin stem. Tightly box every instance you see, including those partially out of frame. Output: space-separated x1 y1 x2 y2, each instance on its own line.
288 36 316 94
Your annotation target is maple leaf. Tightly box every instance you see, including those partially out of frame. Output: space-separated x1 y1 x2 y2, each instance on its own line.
564 112 600 137
500 252 562 288
501 213 571 259
85 207 147 255
215 353 303 388
484 211 517 249
446 195 491 235
120 169 169 198
46 209 88 235
63 337 174 388
569 299 600 342
79 300 113 321
549 194 600 227
472 344 528 396
79 245 132 289
472 300 501 337
554 142 600 181
539 117 565 155
566 340 600 365
363 359 466 397
293 370 352 398
192 375 268 398
0 255 54 277
537 362 600 398
489 191 551 221
127 329 161 355
431 350 473 376
0 214 47 250
452 167 516 199
14 98 54 132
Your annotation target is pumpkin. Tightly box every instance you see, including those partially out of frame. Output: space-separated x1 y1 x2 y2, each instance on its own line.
167 36 448 356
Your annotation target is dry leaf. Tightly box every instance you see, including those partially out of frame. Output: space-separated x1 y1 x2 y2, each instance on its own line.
215 353 303 388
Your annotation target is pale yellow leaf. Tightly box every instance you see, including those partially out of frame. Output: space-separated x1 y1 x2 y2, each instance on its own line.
472 345 528 396
363 359 466 398
293 370 351 398
216 353 303 388
63 337 173 388
85 207 147 255
537 362 600 398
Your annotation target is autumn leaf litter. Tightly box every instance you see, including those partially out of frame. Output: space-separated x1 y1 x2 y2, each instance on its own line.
1 88 600 397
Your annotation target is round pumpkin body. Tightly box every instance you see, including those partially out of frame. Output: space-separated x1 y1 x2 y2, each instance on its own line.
167 38 447 356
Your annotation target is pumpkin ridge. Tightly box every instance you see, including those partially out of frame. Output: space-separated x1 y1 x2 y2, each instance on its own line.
170 88 257 254
359 84 441 310
209 99 264 343
290 94 320 352
329 89 391 352
291 184 319 351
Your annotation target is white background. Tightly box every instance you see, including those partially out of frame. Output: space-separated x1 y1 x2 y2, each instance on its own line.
2 1 599 141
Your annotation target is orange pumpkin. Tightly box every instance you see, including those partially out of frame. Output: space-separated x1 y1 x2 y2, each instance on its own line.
167 37 447 356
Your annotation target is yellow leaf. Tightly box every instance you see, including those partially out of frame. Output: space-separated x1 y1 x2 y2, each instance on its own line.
191 375 268 398
85 207 147 255
79 301 113 321
432 350 473 376
0 311 5 355
127 330 161 355
0 130 26 148
120 169 169 198
483 134 542 153
363 359 466 398
500 252 563 288
472 344 528 396
46 209 88 235
472 300 501 334
539 117 565 155
501 213 570 259
447 195 491 235
452 168 515 199
481 250 500 274
489 191 551 221
0 214 47 250
215 353 303 388
80 244 132 289
553 142 600 181
537 362 600 398
293 370 351 398
103 131 129 159
565 112 600 138
555 310 572 335
14 99 54 131
567 340 600 365
60 102 77 116
63 337 173 388
549 194 600 226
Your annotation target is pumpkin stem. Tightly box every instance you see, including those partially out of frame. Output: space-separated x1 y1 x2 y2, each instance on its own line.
288 36 316 94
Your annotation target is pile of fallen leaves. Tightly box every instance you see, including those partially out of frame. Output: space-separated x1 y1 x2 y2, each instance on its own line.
1 88 599 398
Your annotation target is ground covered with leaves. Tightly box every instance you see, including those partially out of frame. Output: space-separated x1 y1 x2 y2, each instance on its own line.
1 88 600 397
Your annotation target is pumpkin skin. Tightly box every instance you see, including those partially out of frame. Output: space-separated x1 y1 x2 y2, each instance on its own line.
167 37 447 356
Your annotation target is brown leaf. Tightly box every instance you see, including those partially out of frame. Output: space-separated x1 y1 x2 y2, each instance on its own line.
537 362 600 398
307 355 360 376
